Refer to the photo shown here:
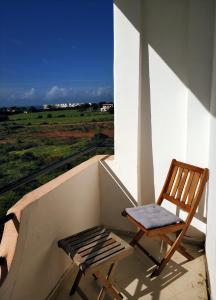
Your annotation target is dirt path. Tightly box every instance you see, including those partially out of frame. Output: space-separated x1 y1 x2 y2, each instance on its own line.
34 128 114 138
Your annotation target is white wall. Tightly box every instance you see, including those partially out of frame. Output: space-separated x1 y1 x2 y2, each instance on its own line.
113 0 213 234
185 1 213 166
0 156 102 300
142 1 188 202
110 0 141 200
99 159 136 232
148 45 187 198
206 2 216 298
113 0 216 297
142 0 213 235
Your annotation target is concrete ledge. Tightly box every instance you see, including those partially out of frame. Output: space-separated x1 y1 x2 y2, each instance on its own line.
0 155 105 300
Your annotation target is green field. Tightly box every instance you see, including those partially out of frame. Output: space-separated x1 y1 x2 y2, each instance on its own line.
8 109 113 125
0 109 114 219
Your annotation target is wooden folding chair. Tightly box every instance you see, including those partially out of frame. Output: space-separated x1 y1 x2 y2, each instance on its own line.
122 159 209 277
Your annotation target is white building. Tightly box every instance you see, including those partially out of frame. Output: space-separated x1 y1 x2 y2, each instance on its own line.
1 1 216 299
43 104 49 110
100 103 114 112
43 103 85 109
54 103 68 109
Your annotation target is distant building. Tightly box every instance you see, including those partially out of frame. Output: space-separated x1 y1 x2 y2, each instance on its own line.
100 103 114 112
43 102 92 110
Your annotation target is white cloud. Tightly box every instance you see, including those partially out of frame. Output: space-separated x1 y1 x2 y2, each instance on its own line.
46 86 68 99
22 88 36 99
0 85 113 107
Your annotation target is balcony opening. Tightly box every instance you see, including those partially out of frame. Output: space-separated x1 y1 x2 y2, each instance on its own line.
0 0 114 239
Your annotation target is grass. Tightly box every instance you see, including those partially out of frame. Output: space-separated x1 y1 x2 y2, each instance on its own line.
8 110 113 125
0 109 114 223
12 144 77 159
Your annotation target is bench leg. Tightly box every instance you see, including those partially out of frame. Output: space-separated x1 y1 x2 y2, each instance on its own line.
70 269 83 296
92 273 98 280
95 263 123 300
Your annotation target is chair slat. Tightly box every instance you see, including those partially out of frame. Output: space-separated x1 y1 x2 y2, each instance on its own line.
163 193 190 212
176 169 189 200
167 166 178 194
181 171 194 203
170 167 183 197
174 161 204 173
187 172 200 206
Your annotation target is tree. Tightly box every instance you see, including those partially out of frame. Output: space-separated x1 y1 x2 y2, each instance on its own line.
108 107 114 114
28 106 38 113
0 113 9 122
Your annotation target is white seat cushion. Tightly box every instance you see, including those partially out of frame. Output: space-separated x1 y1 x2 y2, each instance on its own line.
125 204 182 229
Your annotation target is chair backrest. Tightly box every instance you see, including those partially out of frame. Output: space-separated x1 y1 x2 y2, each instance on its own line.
157 159 209 213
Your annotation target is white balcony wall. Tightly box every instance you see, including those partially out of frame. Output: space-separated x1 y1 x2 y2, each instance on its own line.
142 0 213 235
185 1 213 168
113 0 213 234
142 1 188 202
109 0 141 201
99 159 136 232
206 2 216 298
113 0 216 298
0 156 102 300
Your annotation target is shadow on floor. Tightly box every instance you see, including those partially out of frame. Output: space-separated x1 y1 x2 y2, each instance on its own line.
52 234 207 300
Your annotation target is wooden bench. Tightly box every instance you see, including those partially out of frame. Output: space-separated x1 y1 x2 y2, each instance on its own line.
58 226 133 299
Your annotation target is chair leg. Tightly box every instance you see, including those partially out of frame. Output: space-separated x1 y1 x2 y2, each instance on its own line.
70 269 83 296
151 230 186 277
159 234 193 261
130 229 144 246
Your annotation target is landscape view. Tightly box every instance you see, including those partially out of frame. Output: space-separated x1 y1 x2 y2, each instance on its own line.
0 104 114 224
0 0 114 232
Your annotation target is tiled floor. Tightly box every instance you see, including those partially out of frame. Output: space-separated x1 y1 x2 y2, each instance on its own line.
51 234 208 300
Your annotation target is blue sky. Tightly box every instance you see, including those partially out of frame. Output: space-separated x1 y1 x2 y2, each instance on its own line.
0 0 113 107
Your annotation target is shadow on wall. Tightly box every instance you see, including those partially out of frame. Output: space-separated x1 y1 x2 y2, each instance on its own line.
114 0 214 235
115 0 214 114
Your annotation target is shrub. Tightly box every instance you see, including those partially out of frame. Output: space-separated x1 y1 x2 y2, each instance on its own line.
81 126 88 132
92 133 109 146
108 107 114 114
17 138 23 144
47 114 52 118
7 144 18 151
0 113 8 122
21 152 37 161
12 125 24 130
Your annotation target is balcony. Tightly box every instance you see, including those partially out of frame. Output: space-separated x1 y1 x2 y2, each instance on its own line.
1 0 216 299
0 156 208 299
